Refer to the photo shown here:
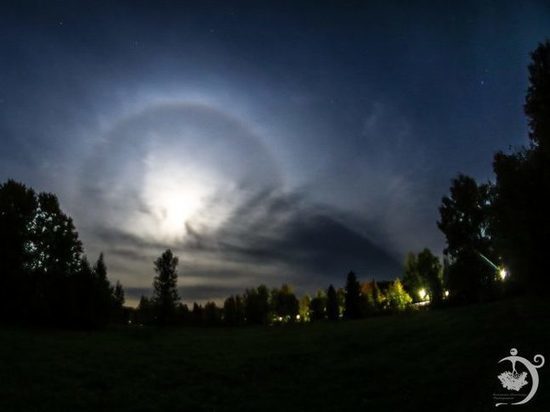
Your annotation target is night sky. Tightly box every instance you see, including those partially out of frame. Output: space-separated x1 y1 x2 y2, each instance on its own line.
1 1 549 305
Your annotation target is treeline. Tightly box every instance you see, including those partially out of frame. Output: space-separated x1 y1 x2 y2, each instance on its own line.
133 249 421 327
0 180 125 327
133 243 505 327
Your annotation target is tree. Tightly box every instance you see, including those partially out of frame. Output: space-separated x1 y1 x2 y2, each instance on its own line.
109 280 126 324
402 252 424 301
492 41 550 294
175 303 190 325
371 280 385 311
152 249 180 325
386 279 412 311
112 281 125 309
93 253 107 283
203 302 222 325
271 284 299 322
438 174 496 302
90 253 114 326
326 285 339 320
403 249 443 304
493 151 537 291
416 249 443 305
137 296 153 324
192 302 203 325
0 180 96 326
0 180 37 321
360 280 381 316
298 294 311 322
31 192 83 276
344 271 362 319
244 285 270 325
69 256 95 327
223 295 245 326
309 290 327 321
525 40 550 155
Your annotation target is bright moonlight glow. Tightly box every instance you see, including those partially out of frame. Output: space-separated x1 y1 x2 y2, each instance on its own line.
138 152 214 240
151 180 204 237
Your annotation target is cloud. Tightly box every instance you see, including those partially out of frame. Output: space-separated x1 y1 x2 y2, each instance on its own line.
196 189 402 280
91 186 402 303
68 101 406 302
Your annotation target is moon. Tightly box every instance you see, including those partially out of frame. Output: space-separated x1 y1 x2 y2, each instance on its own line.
79 102 282 242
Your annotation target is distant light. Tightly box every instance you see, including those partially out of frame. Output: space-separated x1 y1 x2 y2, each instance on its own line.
444 290 450 298
499 268 508 281
296 314 301 320
418 288 427 301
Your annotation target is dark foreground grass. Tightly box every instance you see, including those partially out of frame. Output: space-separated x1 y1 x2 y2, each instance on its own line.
0 297 549 411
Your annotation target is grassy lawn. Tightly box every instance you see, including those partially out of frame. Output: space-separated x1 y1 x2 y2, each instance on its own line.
0 297 548 411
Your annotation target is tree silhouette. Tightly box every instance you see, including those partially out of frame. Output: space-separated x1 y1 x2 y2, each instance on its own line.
112 281 125 309
109 280 126 323
344 271 362 319
244 285 270 325
137 296 153 324
31 192 83 276
403 249 443 304
203 302 222 325
309 290 327 321
271 284 299 322
326 285 339 320
0 180 108 326
493 41 550 294
0 180 37 321
70 256 96 326
525 40 550 154
417 249 443 305
91 253 114 326
152 249 180 325
175 303 190 325
402 252 424 301
192 302 203 325
223 295 245 326
438 174 495 302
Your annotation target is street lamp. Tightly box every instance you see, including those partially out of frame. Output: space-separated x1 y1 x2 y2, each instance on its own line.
499 268 508 280
478 252 509 282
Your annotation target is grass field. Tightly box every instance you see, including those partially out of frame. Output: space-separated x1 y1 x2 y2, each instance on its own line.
0 298 548 411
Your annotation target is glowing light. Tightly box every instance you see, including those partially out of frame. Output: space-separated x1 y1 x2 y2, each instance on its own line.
444 290 450 298
154 183 202 234
418 288 427 301
138 153 215 240
499 268 508 281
